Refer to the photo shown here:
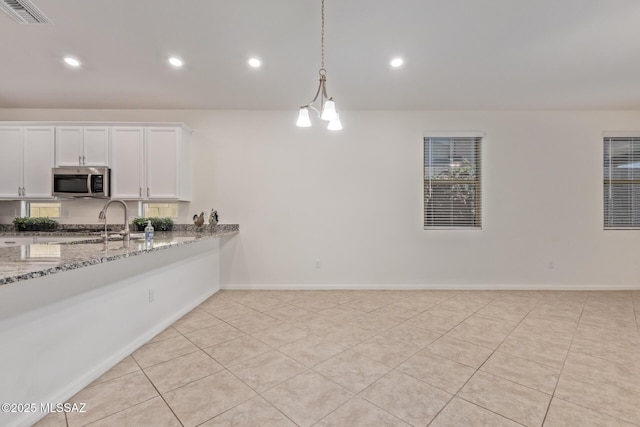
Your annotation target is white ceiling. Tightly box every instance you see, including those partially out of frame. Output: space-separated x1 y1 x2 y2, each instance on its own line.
2 0 640 110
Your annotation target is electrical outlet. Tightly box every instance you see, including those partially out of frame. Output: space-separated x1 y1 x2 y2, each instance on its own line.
315 259 321 269
148 289 155 303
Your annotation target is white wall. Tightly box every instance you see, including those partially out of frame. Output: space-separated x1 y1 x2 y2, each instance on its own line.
2 108 640 288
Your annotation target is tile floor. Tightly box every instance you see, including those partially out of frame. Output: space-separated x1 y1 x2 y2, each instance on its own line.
34 290 640 427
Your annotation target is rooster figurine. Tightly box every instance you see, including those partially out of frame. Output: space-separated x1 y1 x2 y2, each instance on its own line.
193 212 205 229
209 209 219 227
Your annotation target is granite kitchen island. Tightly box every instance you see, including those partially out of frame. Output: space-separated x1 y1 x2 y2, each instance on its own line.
0 225 238 427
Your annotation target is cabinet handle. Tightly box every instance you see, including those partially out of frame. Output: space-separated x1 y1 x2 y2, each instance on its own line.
79 155 82 165
82 156 86 165
18 187 21 196
139 187 142 197
147 187 150 197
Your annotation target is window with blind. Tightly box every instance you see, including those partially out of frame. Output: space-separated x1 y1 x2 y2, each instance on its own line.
424 135 482 229
604 136 640 228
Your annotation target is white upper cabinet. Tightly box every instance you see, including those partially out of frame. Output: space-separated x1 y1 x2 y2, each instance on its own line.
111 127 145 199
0 127 24 199
55 126 110 166
146 127 191 200
0 126 55 199
111 125 191 201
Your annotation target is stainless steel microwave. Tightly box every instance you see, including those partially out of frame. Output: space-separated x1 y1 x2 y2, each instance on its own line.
52 167 110 198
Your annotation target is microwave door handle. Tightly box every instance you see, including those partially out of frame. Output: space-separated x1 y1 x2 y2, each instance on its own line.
87 174 93 195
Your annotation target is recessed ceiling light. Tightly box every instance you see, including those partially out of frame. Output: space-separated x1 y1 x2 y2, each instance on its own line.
63 56 81 67
248 57 262 68
168 56 184 68
390 57 404 68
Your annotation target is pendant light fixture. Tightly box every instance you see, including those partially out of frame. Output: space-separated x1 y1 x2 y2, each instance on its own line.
296 0 342 130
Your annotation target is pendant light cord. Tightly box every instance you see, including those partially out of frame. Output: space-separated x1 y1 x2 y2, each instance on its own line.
321 0 325 71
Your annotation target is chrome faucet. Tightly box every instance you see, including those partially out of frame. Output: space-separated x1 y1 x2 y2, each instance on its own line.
98 200 130 243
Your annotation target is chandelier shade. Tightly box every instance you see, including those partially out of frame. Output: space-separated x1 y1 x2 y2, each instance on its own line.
296 0 342 130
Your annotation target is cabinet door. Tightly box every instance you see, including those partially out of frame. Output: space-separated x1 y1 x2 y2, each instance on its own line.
23 127 55 198
83 127 110 166
111 127 145 199
0 127 23 198
146 128 179 199
55 127 83 166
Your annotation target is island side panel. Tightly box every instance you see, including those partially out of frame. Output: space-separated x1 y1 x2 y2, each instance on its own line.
0 238 220 427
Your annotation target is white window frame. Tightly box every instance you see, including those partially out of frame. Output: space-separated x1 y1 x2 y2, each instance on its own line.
423 131 484 230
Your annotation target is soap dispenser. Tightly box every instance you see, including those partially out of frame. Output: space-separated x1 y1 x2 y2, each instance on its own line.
144 220 154 244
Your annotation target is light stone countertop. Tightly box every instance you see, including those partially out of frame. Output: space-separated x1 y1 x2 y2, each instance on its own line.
0 224 238 286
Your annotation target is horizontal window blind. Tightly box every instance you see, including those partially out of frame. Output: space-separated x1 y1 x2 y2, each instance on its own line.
424 136 481 229
604 137 640 228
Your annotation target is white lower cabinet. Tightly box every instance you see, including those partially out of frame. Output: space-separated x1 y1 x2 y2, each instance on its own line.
0 126 55 199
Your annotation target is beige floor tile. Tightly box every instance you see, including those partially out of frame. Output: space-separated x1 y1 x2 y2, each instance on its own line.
290 313 338 333
445 321 510 350
293 297 339 312
349 313 402 333
369 305 419 322
262 371 353 427
251 323 309 348
163 369 256 427
554 373 640 424
430 397 522 427
66 370 158 427
397 349 475 394
203 334 272 368
85 396 180 427
543 398 636 427
436 297 488 313
426 305 473 322
527 305 581 323
313 350 390 393
316 306 362 323
476 304 528 322
199 300 259 321
352 335 420 368
278 334 345 367
385 296 443 312
341 298 389 313
200 396 296 427
519 316 577 336
32 411 66 427
458 371 551 427
360 370 452 427
242 296 289 312
91 356 140 386
184 323 245 349
509 323 574 348
481 351 560 394
315 396 410 427
132 335 199 368
428 336 493 368
498 335 568 369
315 325 374 348
580 314 638 333
563 351 640 392
172 307 223 334
379 323 441 348
147 326 181 344
228 350 307 393
143 350 224 393
404 312 461 334
570 336 640 366
266 305 315 322
226 312 281 333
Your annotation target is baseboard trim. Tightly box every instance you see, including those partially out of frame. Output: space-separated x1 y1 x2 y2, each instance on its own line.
221 283 640 291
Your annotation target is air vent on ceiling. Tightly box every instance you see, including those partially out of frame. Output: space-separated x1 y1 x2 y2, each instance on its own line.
0 0 52 24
